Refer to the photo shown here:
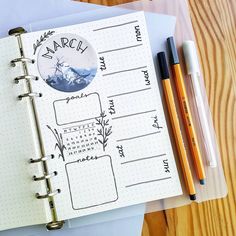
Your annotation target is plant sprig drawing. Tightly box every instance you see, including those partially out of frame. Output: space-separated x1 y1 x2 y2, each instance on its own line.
96 111 112 151
33 30 55 55
47 125 66 162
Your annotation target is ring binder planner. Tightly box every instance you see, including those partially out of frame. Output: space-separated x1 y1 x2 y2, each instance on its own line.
0 10 227 232
9 27 64 230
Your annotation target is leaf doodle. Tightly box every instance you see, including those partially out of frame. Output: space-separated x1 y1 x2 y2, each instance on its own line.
95 111 112 152
47 125 66 162
33 30 55 55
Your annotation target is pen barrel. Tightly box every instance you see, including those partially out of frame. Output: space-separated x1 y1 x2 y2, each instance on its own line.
162 79 196 196
191 74 217 168
172 64 206 181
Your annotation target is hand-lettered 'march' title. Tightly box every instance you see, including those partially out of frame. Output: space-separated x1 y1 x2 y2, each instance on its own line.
41 37 89 59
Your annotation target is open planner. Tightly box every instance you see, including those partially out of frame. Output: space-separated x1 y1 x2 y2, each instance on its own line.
0 12 182 231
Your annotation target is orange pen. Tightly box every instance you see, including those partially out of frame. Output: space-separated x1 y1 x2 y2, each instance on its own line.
167 37 206 184
157 52 196 200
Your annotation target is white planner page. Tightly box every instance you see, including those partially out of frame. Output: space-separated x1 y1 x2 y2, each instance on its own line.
22 12 182 221
0 37 51 231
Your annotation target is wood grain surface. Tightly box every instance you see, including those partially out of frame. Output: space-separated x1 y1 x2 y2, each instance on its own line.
78 0 236 235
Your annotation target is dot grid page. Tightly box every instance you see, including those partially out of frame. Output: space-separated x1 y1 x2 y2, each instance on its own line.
0 37 51 231
22 12 182 221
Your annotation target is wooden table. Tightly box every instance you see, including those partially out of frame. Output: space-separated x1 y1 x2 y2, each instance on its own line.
79 1 236 235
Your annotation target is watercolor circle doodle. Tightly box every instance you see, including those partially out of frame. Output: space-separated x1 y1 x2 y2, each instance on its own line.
37 33 98 92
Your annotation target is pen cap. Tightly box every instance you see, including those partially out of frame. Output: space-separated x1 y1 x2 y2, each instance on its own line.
167 37 179 65
157 52 170 80
183 41 200 75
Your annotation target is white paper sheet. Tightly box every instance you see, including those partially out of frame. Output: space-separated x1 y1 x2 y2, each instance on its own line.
0 0 102 38
22 11 182 221
25 5 177 228
0 36 50 232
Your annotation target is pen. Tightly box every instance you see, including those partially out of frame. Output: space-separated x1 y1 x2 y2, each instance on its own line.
167 37 206 184
157 52 196 201
183 40 217 168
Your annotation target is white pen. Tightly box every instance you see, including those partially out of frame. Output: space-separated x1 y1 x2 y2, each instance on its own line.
183 41 217 168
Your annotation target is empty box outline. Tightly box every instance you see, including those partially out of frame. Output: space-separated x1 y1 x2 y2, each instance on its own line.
53 92 102 126
65 155 118 210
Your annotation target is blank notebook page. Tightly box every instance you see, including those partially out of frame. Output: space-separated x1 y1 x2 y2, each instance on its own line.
22 12 182 221
0 37 50 231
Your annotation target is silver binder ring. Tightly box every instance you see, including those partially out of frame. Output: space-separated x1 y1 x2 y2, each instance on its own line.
15 75 39 84
18 92 42 100
29 154 54 164
35 189 61 199
33 171 58 181
10 57 35 67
